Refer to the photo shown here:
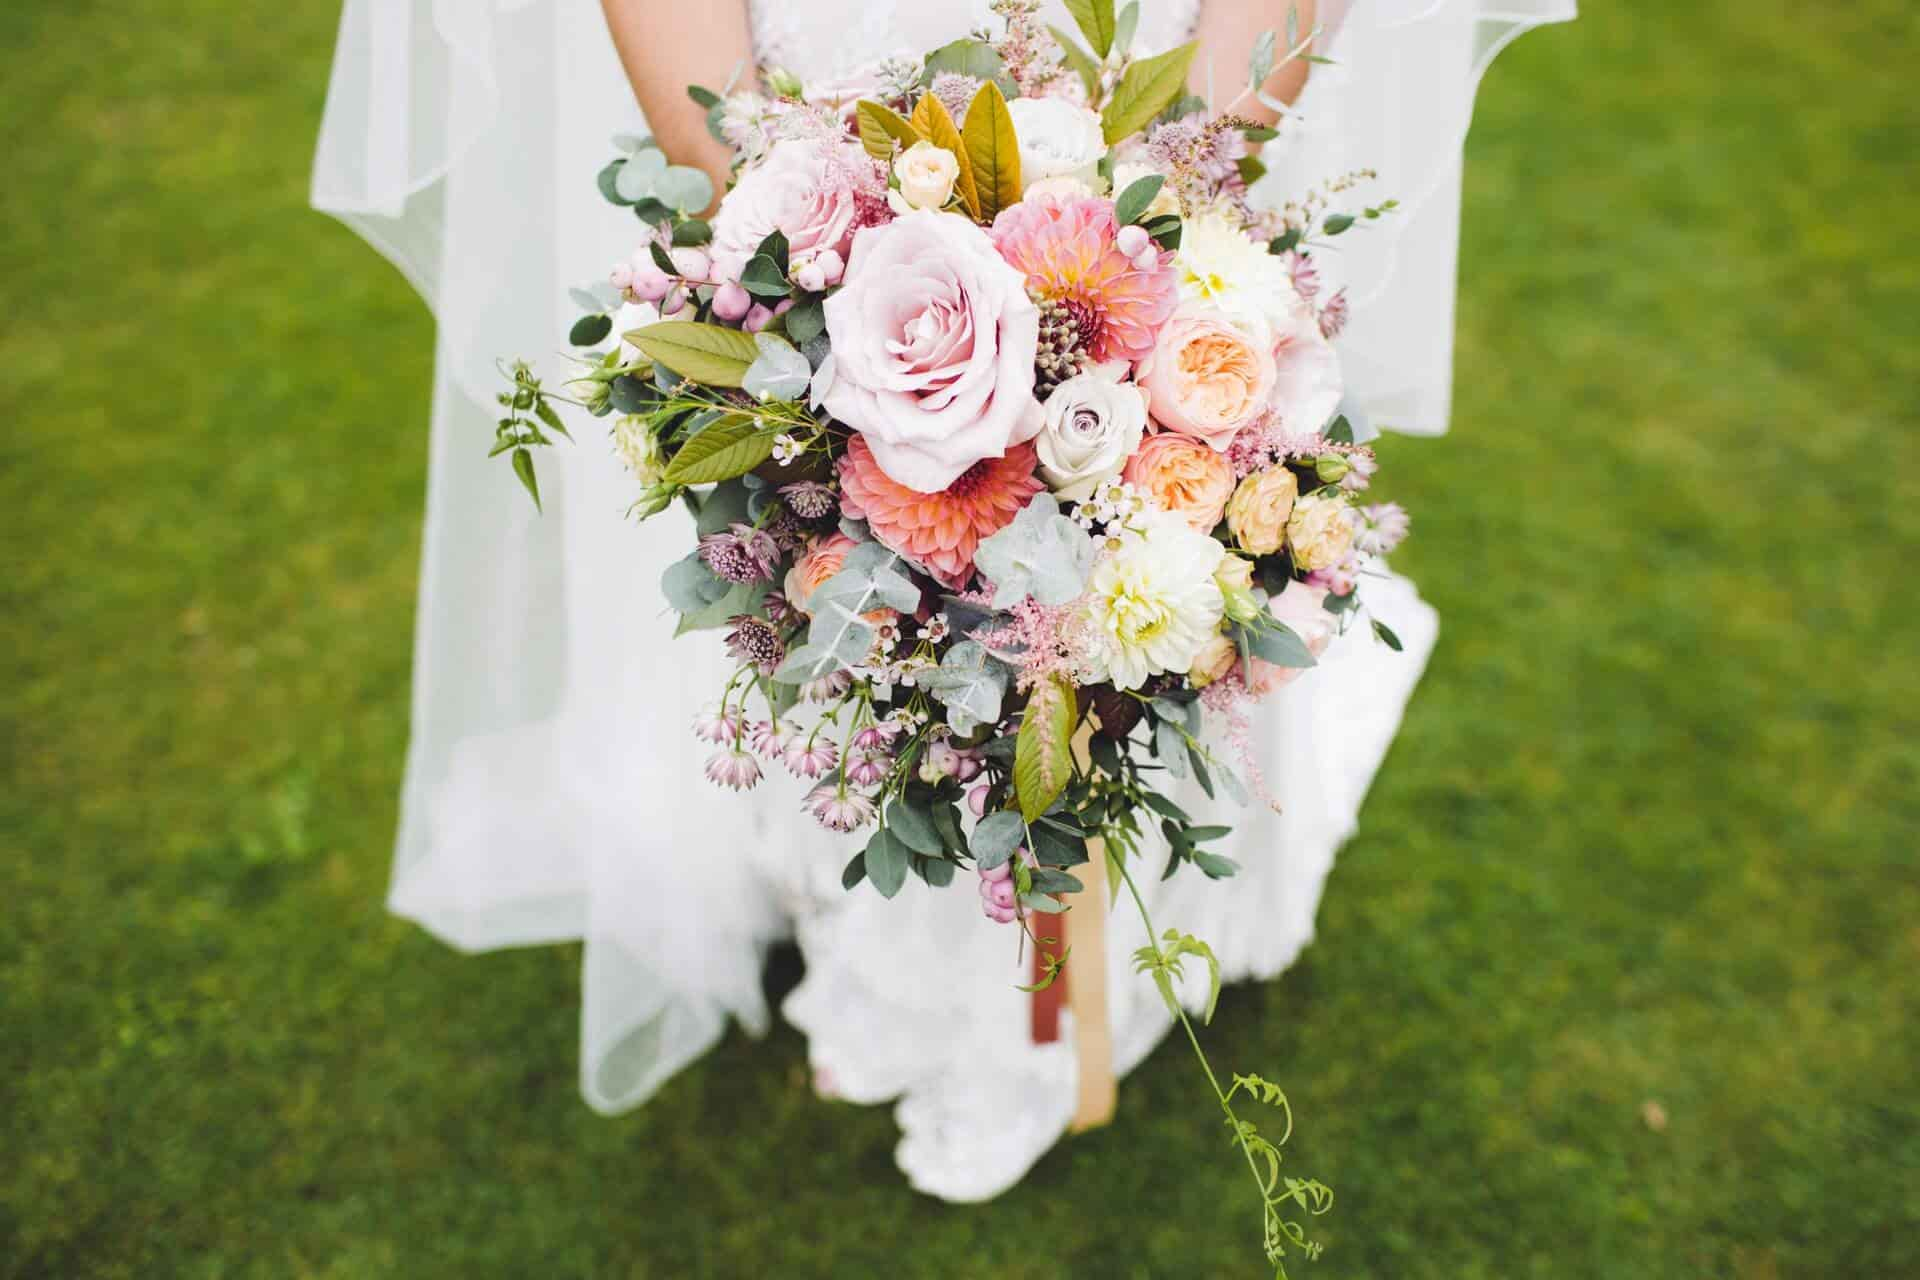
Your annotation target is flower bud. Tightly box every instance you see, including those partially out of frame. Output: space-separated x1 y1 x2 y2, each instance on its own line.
1115 224 1151 258
744 303 775 333
669 247 710 282
1314 454 1351 484
764 66 804 99
630 263 672 302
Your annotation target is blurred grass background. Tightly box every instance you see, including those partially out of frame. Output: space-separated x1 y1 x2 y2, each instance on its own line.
4 1 1917 1276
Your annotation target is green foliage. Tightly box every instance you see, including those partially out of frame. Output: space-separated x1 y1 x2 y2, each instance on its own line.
1048 26 1103 98
1014 676 1077 822
1062 0 1117 58
1100 42 1197 144
627 320 760 387
855 98 921 161
961 80 1022 223
659 413 778 485
7 2 1919 1276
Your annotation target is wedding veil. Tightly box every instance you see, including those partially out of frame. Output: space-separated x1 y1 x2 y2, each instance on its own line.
311 0 1574 1115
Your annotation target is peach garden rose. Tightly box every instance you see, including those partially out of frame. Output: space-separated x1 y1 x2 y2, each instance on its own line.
1136 304 1276 451
1122 432 1236 532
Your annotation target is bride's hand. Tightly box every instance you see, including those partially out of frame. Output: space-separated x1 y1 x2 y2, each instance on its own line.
1192 0 1320 124
600 0 750 212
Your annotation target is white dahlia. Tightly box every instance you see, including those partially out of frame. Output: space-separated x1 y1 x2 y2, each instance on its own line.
1081 512 1228 690
1172 210 1300 343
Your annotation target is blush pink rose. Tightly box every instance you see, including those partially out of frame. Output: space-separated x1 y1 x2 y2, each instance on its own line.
1137 304 1276 451
823 209 1044 493
1268 291 1345 433
1246 581 1337 696
710 139 868 283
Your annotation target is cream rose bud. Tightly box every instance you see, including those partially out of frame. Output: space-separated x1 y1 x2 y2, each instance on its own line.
1225 467 1300 555
1285 493 1357 571
1214 555 1262 623
1187 631 1239 688
1035 362 1148 500
1006 97 1107 190
893 141 959 211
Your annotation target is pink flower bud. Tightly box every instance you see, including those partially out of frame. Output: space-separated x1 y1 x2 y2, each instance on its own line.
816 249 845 285
794 260 828 293
669 247 710 281
711 281 752 323
744 304 775 333
659 285 689 317
609 262 633 290
1116 224 1151 258
630 264 672 303
966 783 990 818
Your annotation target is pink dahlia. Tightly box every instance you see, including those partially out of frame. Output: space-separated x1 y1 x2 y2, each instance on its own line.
991 195 1179 364
837 434 1044 590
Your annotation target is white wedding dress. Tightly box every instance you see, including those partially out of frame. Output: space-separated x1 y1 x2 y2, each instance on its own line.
314 0 1573 1201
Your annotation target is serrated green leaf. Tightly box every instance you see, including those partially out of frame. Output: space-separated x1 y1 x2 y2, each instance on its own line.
1063 0 1117 57
961 81 1021 223
1015 676 1077 822
627 321 758 387
855 100 922 162
661 414 780 485
1100 42 1197 144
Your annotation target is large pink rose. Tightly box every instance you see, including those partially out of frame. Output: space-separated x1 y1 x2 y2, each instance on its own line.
823 209 1043 493
1269 291 1345 433
1137 304 1276 451
710 139 866 282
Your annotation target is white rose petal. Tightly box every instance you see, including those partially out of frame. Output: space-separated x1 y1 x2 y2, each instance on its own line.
1006 98 1108 191
1035 363 1148 500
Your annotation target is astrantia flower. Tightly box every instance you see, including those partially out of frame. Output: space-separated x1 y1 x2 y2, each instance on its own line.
1080 512 1228 690
844 747 891 788
1355 502 1411 556
783 737 839 779
746 718 794 757
1318 287 1350 340
804 784 878 832
704 748 763 791
724 615 786 675
991 195 1179 364
779 481 838 521
837 434 1044 590
692 706 744 745
699 523 781 583
802 671 852 703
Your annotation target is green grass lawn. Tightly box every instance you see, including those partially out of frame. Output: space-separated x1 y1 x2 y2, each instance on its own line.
4 1 1916 1276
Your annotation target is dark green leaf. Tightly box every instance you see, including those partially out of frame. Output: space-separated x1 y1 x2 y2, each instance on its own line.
1325 414 1354 443
784 297 826 345
671 219 712 246
607 374 650 414
1371 618 1404 651
687 84 722 109
740 254 791 301
1028 867 1084 896
920 857 957 888
971 811 1026 869
864 829 910 898
1323 212 1356 234
568 313 612 347
840 850 867 890
597 160 632 207
1113 174 1166 226
886 799 944 858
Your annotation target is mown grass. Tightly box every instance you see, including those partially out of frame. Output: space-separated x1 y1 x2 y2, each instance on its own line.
3 1 1916 1276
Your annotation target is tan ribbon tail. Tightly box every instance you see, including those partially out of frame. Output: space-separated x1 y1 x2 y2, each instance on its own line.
1065 719 1117 1133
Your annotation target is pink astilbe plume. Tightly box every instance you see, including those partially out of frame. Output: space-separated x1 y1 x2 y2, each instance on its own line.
991 196 1179 364
1199 675 1278 810
975 596 1091 692
838 435 1044 590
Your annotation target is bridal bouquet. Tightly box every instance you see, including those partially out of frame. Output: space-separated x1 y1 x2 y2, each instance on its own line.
498 3 1407 1271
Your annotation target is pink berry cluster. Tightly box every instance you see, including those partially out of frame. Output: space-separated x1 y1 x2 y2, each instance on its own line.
608 243 799 334
977 855 1021 924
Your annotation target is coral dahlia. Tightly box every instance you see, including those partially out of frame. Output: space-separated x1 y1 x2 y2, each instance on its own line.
991 195 1179 365
837 434 1043 590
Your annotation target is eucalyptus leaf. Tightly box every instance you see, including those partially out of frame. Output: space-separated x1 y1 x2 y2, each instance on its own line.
970 810 1026 869
1154 717 1189 779
864 828 911 899
656 165 714 213
742 333 812 402
673 577 760 636
1248 28 1276 89
886 800 944 858
1242 619 1318 669
973 495 1096 608
916 640 1009 733
614 148 666 201
661 551 731 613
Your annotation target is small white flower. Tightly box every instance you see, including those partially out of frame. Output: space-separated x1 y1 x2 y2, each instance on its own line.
771 433 801 465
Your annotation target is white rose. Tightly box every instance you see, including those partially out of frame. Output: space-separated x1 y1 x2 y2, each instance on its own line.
1035 362 1148 500
892 140 959 211
1006 97 1107 190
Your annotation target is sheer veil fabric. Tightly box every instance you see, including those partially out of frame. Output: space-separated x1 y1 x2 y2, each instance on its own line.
313 0 1572 1193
